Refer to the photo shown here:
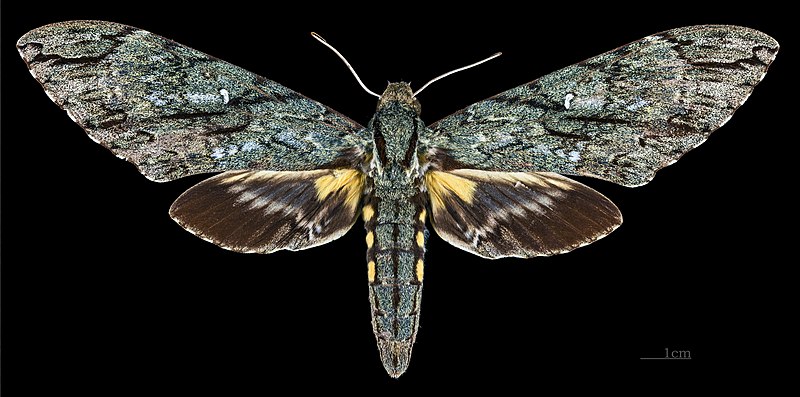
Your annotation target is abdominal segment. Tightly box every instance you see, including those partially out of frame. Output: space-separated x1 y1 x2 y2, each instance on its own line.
363 193 426 377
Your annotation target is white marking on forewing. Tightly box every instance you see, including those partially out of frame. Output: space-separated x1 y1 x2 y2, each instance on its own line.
211 147 226 159
219 89 230 104
626 98 648 111
576 96 606 109
186 93 218 104
146 93 167 106
564 93 574 109
241 141 261 152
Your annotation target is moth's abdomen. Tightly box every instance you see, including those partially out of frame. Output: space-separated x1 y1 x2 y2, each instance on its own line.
363 193 426 378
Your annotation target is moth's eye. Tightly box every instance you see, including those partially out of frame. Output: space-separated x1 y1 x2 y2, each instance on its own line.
412 98 422 115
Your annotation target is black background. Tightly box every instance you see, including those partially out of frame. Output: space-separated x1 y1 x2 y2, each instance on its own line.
2 0 793 392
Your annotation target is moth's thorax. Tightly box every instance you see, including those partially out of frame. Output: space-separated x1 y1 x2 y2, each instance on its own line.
370 83 423 177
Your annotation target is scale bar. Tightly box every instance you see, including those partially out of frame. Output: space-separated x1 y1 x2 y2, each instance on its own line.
640 357 692 360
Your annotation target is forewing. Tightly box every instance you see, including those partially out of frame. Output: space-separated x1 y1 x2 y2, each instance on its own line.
169 169 365 253
423 25 778 187
17 20 369 182
425 170 621 258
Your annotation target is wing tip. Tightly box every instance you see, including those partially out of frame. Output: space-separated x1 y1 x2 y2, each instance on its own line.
17 20 140 59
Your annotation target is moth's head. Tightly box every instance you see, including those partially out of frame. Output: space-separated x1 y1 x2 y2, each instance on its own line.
377 82 421 115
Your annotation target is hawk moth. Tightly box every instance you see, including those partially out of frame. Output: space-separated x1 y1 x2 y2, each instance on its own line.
16 21 778 377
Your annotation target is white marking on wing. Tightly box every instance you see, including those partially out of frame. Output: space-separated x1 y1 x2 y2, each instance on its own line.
210 147 226 159
626 98 648 111
186 93 218 104
564 93 574 109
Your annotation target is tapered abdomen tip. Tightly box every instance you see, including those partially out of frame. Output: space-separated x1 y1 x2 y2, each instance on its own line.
377 339 413 378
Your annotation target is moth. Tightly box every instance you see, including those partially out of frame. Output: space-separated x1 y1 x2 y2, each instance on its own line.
17 21 777 377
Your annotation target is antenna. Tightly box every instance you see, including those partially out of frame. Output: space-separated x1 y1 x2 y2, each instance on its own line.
311 32 381 99
413 52 502 97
